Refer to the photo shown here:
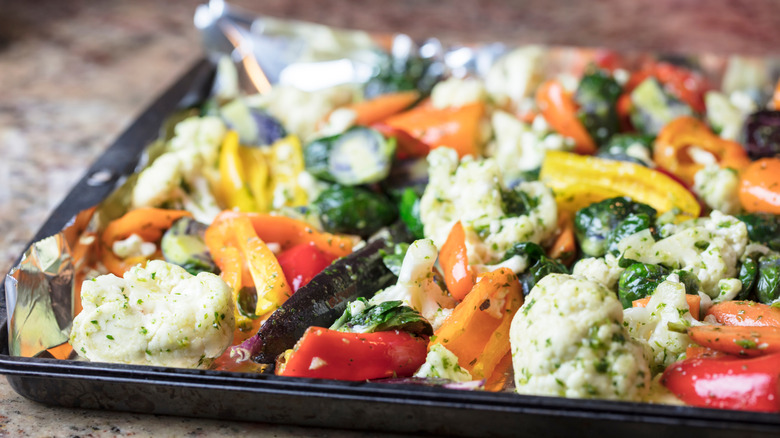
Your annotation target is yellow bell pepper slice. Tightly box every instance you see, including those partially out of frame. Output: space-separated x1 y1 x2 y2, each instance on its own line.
238 146 270 213
219 131 257 212
266 135 308 209
540 151 700 221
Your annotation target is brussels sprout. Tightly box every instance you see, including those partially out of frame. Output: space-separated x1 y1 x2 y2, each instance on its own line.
330 298 433 336
503 242 568 295
220 98 286 146
740 110 780 160
575 197 657 257
630 78 693 136
161 217 218 275
618 263 669 309
596 134 655 166
575 69 623 146
304 127 396 186
605 213 654 256
737 255 759 300
313 185 398 238
756 253 780 304
736 213 780 251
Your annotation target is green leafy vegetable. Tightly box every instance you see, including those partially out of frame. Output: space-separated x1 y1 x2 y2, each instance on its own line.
330 298 433 336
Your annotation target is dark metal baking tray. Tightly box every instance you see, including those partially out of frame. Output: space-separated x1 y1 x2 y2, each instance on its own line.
2 58 780 438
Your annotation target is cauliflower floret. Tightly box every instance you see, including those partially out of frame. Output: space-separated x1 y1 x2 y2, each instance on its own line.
572 254 625 292
414 343 473 382
693 164 741 215
132 116 226 223
622 279 703 373
420 147 557 265
245 84 355 142
112 234 156 259
70 260 235 369
370 239 457 330
488 111 570 183
510 274 649 400
431 77 487 109
485 46 545 109
618 211 748 298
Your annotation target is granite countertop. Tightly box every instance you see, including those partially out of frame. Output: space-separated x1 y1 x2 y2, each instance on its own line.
1 0 778 436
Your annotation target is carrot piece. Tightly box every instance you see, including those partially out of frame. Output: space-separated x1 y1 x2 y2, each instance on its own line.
347 90 420 126
439 221 476 301
535 79 596 154
431 268 523 379
546 209 576 265
774 78 780 110
706 301 780 327
739 158 780 214
383 101 486 157
632 294 701 320
687 325 780 357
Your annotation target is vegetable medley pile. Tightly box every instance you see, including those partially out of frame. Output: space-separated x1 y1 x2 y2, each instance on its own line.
67 46 780 413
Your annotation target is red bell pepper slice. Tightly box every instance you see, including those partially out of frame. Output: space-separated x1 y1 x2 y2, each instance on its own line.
662 352 780 412
276 243 338 293
275 327 428 381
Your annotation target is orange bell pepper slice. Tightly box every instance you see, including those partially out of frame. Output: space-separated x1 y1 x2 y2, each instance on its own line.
431 268 523 380
99 208 192 276
535 79 596 154
654 116 751 187
383 101 485 157
439 221 476 301
346 90 420 126
739 158 780 214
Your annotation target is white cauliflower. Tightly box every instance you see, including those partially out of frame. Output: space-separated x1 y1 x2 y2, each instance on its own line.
622 279 704 372
132 116 226 223
370 239 457 330
485 46 545 109
244 84 355 142
618 211 748 298
510 274 649 400
420 147 558 265
431 77 487 109
112 234 156 259
488 111 570 184
414 343 473 382
70 260 235 369
572 254 625 292
693 165 742 215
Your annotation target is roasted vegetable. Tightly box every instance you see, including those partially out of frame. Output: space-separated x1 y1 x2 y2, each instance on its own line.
737 213 780 251
595 134 654 166
738 254 760 300
739 158 780 215
237 237 396 364
276 243 338 293
574 197 656 257
398 188 425 239
618 263 669 309
364 48 442 99
502 242 568 295
501 187 539 217
740 110 780 160
312 185 398 238
604 213 655 257
304 127 396 186
330 298 433 336
756 253 780 304
574 69 622 146
630 78 693 136
381 242 410 277
161 217 218 275
220 98 286 146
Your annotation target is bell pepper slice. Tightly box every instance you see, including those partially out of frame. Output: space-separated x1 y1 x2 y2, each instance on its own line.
275 327 429 381
238 145 270 213
219 130 258 212
439 221 476 301
347 90 420 126
100 208 192 276
540 150 701 221
624 62 709 114
662 352 780 412
654 116 751 187
546 209 576 265
633 294 701 320
265 135 308 209
739 158 780 214
275 243 339 293
383 101 486 158
431 268 523 380
535 79 597 154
